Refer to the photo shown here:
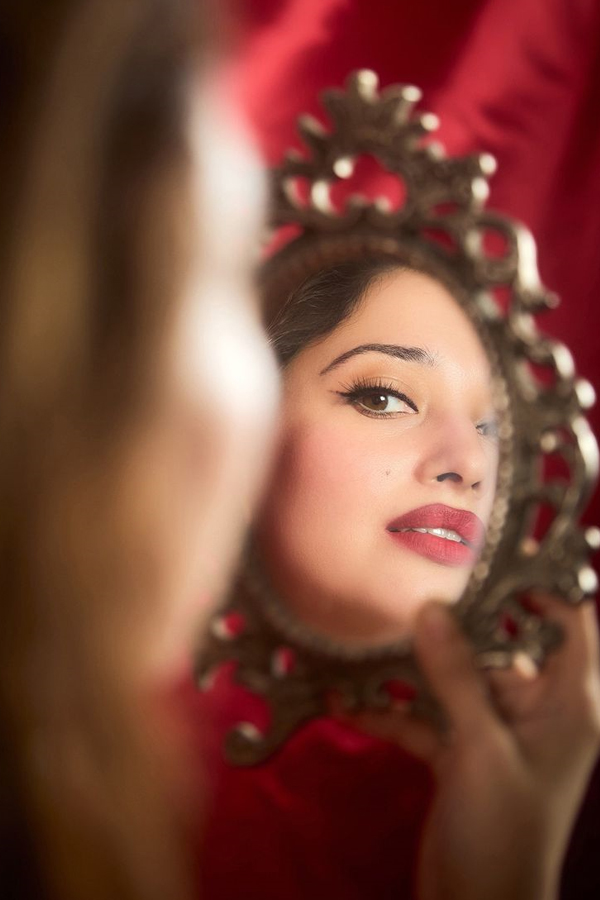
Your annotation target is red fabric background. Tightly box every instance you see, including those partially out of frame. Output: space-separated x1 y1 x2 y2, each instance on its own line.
198 2 600 898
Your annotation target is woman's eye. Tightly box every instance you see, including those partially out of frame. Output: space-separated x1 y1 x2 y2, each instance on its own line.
335 382 419 417
354 391 416 416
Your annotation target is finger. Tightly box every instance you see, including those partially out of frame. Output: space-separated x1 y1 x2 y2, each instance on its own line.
413 602 499 739
512 596 600 776
527 594 600 692
485 653 542 720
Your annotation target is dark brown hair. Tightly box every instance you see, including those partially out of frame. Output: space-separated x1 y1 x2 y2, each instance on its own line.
0 2 206 898
268 257 403 365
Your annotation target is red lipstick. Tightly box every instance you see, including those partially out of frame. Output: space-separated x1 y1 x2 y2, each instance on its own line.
386 503 485 568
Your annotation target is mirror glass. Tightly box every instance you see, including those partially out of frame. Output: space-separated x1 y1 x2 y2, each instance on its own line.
196 71 597 766
246 258 499 647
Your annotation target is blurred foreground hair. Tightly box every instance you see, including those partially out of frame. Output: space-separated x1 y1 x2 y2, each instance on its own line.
0 1 206 898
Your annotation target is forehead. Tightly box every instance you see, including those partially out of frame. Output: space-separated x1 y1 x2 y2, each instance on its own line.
345 268 487 365
292 267 491 383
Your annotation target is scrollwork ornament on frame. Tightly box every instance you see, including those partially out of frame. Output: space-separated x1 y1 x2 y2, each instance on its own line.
196 70 599 766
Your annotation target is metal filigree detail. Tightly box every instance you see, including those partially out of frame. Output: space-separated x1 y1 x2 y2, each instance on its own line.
196 71 598 765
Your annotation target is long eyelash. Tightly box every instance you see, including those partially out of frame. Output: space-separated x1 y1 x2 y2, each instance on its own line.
335 376 419 412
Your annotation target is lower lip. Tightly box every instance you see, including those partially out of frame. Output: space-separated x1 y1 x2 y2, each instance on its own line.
387 529 477 567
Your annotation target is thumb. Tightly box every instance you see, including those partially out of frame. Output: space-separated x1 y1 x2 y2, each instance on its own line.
414 602 498 739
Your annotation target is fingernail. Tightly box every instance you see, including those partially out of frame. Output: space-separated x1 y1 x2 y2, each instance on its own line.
513 651 538 680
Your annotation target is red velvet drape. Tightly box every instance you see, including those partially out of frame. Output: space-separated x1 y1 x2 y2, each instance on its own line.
198 2 600 898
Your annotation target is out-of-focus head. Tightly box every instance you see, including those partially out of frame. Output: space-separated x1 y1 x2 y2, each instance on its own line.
0 0 276 897
1 0 277 680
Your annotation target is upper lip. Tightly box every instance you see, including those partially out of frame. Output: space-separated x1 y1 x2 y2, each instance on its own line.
386 504 486 550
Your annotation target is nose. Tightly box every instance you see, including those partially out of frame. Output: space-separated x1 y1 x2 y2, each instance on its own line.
414 416 495 496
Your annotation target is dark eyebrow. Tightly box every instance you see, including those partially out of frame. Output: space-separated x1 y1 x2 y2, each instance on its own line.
319 343 438 376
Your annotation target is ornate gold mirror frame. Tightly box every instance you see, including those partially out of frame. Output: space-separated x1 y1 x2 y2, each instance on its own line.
196 71 599 765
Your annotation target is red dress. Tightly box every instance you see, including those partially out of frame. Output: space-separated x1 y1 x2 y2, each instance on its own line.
197 672 432 900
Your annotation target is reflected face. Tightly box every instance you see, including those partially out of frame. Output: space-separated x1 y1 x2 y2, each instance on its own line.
256 267 498 645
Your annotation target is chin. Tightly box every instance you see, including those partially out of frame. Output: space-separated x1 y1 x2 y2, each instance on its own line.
383 559 471 603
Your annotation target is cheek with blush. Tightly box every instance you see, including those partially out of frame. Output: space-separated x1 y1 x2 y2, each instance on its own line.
257 419 394 578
